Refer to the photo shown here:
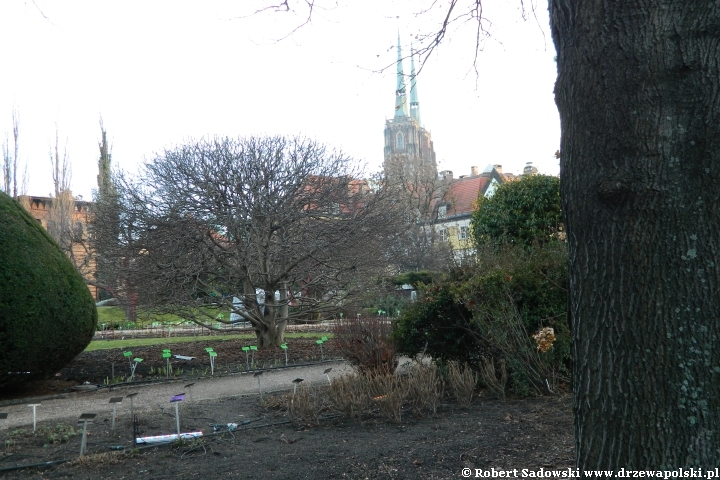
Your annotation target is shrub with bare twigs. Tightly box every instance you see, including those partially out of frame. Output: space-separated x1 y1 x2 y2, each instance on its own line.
332 316 398 374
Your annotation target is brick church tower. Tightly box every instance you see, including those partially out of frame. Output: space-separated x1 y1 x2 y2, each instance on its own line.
383 34 437 182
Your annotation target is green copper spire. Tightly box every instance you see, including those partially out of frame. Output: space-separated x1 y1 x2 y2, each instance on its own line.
409 44 421 126
394 32 409 118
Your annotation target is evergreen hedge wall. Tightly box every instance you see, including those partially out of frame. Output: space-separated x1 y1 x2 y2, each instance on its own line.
0 193 97 388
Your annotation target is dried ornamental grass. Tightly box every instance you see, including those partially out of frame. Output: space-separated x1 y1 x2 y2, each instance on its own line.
366 373 410 423
327 374 372 423
447 361 478 407
406 363 444 415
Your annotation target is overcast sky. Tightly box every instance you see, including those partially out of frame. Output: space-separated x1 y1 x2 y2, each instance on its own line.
0 0 559 200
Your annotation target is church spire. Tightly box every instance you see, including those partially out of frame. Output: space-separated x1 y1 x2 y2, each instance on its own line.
409 44 421 126
394 32 409 118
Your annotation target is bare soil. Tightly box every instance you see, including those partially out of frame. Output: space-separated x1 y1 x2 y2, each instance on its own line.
0 340 574 479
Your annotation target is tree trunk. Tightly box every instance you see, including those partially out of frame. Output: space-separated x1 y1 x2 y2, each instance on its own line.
550 1 720 469
255 289 287 349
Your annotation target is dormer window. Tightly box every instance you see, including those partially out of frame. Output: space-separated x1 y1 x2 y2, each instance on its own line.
438 205 447 219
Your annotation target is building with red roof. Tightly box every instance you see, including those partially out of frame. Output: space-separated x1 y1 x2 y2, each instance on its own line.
432 164 505 262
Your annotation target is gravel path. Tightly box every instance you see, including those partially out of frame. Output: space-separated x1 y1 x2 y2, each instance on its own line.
0 360 353 430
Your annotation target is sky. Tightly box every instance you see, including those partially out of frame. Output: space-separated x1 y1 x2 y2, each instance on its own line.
0 0 560 200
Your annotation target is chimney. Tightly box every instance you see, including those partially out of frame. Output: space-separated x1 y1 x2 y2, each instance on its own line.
493 164 503 174
439 170 453 180
470 166 479 176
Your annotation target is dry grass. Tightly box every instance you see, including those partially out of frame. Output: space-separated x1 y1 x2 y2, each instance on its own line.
366 373 410 423
327 374 372 423
447 362 478 407
289 386 327 425
65 451 130 467
479 357 507 400
406 363 444 415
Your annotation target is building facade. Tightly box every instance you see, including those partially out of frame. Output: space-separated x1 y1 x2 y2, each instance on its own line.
18 195 97 300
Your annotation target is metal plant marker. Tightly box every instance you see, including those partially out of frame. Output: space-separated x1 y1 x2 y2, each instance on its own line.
126 392 138 430
170 394 185 436
123 351 133 372
242 346 250 369
281 343 288 366
205 348 216 375
78 413 96 456
162 349 172 378
323 367 333 385
250 345 258 366
109 397 123 432
130 358 143 381
28 404 40 432
254 371 264 400
292 378 304 396
0 412 8 430
184 383 195 403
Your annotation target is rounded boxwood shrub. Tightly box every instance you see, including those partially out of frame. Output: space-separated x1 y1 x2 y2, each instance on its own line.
0 193 97 388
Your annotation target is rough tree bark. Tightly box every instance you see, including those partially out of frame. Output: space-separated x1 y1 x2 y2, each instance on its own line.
550 1 720 469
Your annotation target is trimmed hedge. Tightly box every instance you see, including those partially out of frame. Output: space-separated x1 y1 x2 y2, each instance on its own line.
0 193 97 388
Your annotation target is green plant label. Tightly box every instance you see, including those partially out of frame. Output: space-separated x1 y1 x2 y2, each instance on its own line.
123 351 132 357
209 352 217 357
162 353 171 358
316 339 323 345
242 347 250 351
280 344 288 349
250 346 258 351
321 336 328 341
205 347 214 352
134 358 143 363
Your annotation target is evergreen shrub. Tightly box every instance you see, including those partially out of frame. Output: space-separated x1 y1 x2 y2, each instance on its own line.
0 193 97 388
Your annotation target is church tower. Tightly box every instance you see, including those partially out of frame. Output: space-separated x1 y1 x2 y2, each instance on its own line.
384 35 437 182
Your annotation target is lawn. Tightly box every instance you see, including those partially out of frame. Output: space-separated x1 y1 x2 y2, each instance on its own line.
96 306 227 328
85 332 333 351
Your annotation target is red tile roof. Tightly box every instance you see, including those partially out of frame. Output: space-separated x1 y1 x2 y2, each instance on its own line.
445 176 489 217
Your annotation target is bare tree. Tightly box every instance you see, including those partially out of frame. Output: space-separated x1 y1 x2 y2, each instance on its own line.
50 122 71 197
47 123 74 253
1 107 25 197
91 136 404 347
383 153 454 272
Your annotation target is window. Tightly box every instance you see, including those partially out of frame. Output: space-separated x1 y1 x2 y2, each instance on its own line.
395 131 404 150
459 226 469 240
438 228 448 242
438 205 447 219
